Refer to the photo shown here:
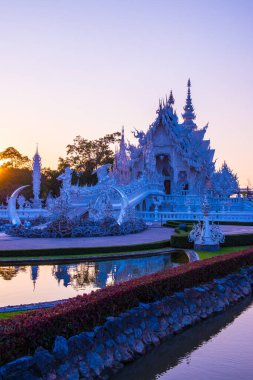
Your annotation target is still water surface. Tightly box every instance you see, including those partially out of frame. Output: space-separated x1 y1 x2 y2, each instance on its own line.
0 254 174 307
113 297 253 380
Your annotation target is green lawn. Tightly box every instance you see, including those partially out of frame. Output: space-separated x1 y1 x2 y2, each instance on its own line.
197 246 252 260
0 310 32 319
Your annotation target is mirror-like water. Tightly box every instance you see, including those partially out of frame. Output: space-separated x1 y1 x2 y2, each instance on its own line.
0 254 176 307
112 296 253 380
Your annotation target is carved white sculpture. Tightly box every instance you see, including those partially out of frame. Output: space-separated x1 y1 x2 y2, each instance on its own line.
8 185 29 226
93 164 112 183
32 145 42 208
57 167 73 196
189 196 225 251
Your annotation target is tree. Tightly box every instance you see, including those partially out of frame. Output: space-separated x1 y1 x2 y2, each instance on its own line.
58 132 121 185
41 168 62 199
0 147 31 169
212 162 239 198
0 166 32 204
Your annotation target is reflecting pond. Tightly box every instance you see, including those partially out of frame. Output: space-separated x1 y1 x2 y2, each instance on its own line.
0 253 176 307
113 296 253 380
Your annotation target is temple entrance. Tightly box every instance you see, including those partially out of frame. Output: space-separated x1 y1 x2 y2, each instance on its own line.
164 180 171 194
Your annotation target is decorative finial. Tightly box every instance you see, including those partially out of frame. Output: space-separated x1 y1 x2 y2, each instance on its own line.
120 126 125 147
182 78 196 128
168 90 175 105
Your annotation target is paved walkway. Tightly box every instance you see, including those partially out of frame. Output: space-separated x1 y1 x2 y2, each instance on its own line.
220 225 253 235
0 225 253 251
0 227 173 251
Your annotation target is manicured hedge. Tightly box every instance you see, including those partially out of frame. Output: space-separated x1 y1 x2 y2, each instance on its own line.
170 232 253 249
1 247 253 364
170 233 193 248
222 234 253 247
163 221 193 229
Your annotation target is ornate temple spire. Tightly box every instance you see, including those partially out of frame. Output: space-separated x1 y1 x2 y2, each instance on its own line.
182 78 196 129
30 266 39 290
168 90 175 106
156 98 163 113
114 126 131 184
32 144 42 208
120 126 125 148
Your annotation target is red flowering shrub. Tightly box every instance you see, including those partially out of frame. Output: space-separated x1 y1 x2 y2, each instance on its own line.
1 248 253 365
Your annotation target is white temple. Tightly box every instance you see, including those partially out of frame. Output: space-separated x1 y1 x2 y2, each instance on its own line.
113 80 215 195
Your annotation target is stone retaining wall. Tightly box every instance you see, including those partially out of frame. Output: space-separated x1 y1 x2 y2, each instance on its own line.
1 266 253 380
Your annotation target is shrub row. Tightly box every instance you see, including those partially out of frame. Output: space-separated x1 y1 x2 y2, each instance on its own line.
222 234 253 247
163 220 193 228
8 217 147 238
1 247 253 364
170 232 253 249
170 232 193 248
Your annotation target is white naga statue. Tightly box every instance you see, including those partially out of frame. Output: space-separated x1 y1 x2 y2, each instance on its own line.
93 164 112 183
57 167 73 196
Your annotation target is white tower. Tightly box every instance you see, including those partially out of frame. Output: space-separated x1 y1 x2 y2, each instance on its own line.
32 144 42 208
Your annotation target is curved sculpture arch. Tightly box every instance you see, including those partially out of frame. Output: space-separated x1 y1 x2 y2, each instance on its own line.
8 185 30 226
109 185 129 225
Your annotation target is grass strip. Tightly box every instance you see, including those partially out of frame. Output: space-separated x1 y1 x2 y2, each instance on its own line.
0 310 32 319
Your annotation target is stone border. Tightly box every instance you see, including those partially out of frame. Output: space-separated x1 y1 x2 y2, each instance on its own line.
1 265 252 379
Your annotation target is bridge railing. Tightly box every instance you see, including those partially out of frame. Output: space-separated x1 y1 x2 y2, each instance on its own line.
136 211 253 223
0 208 50 220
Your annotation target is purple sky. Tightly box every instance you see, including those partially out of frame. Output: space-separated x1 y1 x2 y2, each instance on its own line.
0 0 252 186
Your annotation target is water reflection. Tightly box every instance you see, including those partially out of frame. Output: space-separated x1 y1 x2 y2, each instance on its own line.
0 266 27 281
112 297 253 380
0 254 174 307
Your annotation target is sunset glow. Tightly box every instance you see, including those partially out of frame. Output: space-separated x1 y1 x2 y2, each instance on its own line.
0 0 252 186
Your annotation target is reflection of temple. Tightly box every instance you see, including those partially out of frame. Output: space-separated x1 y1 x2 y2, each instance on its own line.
95 256 172 287
108 256 172 284
30 265 39 289
69 263 97 290
52 265 71 287
96 262 113 288
52 263 98 290
50 256 173 292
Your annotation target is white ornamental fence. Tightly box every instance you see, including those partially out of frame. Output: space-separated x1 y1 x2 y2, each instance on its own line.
136 211 253 223
0 208 50 221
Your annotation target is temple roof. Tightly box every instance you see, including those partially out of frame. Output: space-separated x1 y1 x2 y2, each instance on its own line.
182 79 197 129
142 82 214 173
